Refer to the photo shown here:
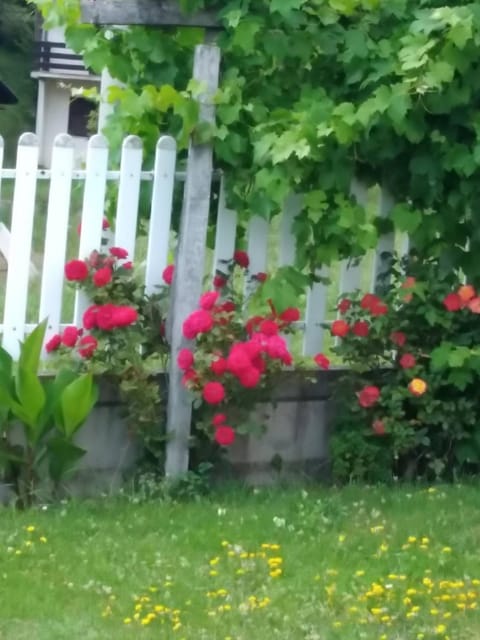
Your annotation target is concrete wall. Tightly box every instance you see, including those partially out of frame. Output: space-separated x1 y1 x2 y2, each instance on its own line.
0 371 339 502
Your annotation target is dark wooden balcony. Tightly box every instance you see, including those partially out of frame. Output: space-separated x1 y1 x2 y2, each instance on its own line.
34 40 89 74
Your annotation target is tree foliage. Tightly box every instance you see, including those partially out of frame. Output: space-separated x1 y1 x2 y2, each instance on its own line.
31 0 480 278
0 0 36 160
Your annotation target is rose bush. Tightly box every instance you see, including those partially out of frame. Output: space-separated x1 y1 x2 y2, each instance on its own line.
330 257 480 482
49 247 170 456
178 253 306 448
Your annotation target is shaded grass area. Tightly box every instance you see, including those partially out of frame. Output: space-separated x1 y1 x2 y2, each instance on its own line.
1 485 480 639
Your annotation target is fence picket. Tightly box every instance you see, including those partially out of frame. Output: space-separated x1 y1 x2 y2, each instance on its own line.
247 216 269 276
39 134 75 343
74 134 109 326
371 186 395 291
145 136 177 295
114 135 143 260
339 179 369 295
212 178 237 276
280 194 300 267
2 133 39 358
303 267 329 356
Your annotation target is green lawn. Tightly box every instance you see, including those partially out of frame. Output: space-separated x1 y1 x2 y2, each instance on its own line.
1 485 480 639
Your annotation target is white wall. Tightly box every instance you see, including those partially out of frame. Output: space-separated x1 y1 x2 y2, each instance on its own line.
36 78 70 167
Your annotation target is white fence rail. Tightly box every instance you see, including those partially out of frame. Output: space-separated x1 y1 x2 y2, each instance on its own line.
0 132 404 360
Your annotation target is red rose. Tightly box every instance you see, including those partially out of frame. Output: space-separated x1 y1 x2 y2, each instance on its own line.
358 385 380 408
443 292 462 312
96 304 118 331
227 344 252 376
112 306 138 327
177 348 194 371
109 247 129 259
314 353 330 370
212 413 227 427
83 305 99 329
123 261 133 270
93 267 112 287
182 369 198 386
45 334 62 353
65 259 89 281
337 299 351 314
390 331 406 347
78 335 98 358
399 353 416 369
233 250 249 268
370 302 388 316
279 307 301 323
331 320 350 337
202 381 225 405
162 264 175 285
199 291 220 311
211 357 228 376
360 293 380 310
238 367 261 388
214 425 235 447
61 326 80 347
372 419 386 436
353 321 369 337
255 272 267 283
213 274 227 289
246 316 263 335
259 319 279 336
264 334 290 361
182 310 214 339
102 217 110 230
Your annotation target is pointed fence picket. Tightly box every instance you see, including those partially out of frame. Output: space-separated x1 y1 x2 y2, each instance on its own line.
0 131 407 361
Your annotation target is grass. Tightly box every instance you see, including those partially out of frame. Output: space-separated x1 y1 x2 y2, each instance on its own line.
1 484 480 639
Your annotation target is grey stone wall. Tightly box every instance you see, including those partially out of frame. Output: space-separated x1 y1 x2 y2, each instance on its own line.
0 370 342 501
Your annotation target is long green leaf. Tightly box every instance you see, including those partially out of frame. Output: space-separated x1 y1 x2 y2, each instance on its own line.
47 436 86 484
18 319 48 373
15 367 46 437
59 373 98 437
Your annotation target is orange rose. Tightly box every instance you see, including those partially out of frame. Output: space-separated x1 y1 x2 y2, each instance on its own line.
458 285 475 303
408 378 427 396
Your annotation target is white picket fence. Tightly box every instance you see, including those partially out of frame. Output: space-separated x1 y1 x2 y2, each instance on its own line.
0 132 402 360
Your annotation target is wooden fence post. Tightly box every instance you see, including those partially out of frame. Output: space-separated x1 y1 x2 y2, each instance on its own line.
165 44 221 477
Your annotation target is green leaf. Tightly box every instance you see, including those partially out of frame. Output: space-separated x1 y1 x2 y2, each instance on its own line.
14 367 46 435
18 319 47 373
391 204 422 234
270 0 306 17
59 374 98 437
430 343 452 370
47 437 86 484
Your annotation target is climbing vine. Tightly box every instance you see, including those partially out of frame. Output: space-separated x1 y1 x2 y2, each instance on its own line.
31 0 480 279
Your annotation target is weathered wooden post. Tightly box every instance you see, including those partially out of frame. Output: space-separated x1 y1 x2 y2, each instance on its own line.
80 0 222 476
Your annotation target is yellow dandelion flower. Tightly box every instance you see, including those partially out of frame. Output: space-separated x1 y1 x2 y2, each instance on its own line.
210 557 220 566
221 540 229 547
371 608 383 616
338 534 346 543
370 525 384 534
421 537 430 545
430 608 439 615
442 547 452 553
172 622 182 631
26 526 35 533
209 570 218 577
269 568 282 578
15 550 21 556
435 625 447 634
379 543 389 552
123 618 132 624
39 536 47 543
24 541 32 547
332 621 342 628
355 570 366 577
427 487 437 493
443 612 452 619
408 536 417 544
380 615 390 623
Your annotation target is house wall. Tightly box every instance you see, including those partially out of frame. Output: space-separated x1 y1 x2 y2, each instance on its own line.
36 78 70 167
